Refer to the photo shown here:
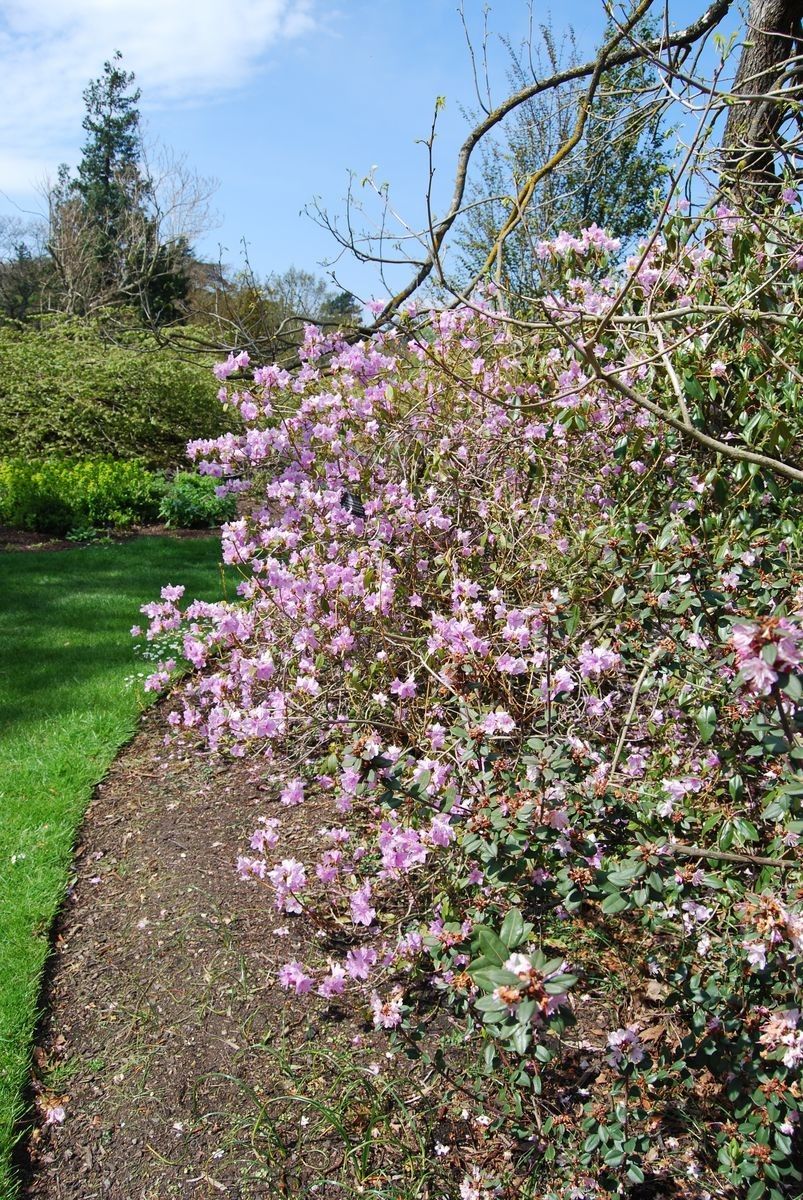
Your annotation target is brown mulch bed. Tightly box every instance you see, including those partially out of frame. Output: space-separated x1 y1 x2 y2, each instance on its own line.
19 705 385 1200
15 694 687 1200
1 526 220 553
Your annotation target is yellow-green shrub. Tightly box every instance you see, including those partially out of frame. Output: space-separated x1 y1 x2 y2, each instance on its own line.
0 458 167 535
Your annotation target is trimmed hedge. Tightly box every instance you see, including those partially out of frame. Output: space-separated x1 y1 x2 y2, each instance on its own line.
0 318 231 468
0 459 238 537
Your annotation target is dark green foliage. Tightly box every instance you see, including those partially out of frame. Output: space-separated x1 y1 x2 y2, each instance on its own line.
0 458 167 536
0 243 50 323
0 319 231 467
73 52 143 227
159 472 238 529
142 237 194 327
321 290 362 325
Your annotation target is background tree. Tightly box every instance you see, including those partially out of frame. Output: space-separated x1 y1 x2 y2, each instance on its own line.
0 218 52 323
47 53 214 325
456 18 670 300
185 259 362 361
721 0 802 197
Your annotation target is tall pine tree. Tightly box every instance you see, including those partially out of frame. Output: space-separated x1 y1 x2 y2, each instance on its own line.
48 53 190 323
74 52 143 228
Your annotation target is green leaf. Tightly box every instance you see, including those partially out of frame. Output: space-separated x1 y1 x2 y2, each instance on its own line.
517 999 537 1024
500 908 526 948
606 863 643 886
695 704 717 743
544 979 574 995
611 585 627 607
474 926 508 966
540 957 567 976
509 1024 530 1055
733 817 758 843
474 994 507 1013
601 892 630 914
471 967 519 991
718 821 735 851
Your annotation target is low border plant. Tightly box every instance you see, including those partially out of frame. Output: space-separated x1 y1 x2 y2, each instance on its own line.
0 458 166 537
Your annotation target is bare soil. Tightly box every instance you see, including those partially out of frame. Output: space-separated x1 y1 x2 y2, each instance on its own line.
1 526 220 554
20 704 382 1199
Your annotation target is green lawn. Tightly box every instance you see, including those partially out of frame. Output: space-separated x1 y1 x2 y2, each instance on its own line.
0 536 227 1193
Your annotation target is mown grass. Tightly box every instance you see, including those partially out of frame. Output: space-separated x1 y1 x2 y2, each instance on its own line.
0 536 227 1194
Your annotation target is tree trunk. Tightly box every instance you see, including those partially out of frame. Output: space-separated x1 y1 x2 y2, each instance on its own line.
722 0 803 197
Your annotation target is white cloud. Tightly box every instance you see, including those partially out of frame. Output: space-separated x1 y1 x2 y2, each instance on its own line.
0 0 318 197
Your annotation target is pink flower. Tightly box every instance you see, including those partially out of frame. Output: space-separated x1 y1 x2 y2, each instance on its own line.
318 963 347 999
236 855 266 880
427 815 454 847
744 941 767 970
278 962 314 994
481 710 516 736
577 643 621 677
280 778 305 806
496 653 528 675
267 858 307 913
607 1026 644 1068
390 675 417 700
250 819 280 853
350 882 376 926
550 667 575 697
739 655 779 694
370 987 404 1028
346 946 378 979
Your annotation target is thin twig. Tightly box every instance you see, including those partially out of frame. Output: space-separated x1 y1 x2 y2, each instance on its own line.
662 842 798 869
609 646 665 782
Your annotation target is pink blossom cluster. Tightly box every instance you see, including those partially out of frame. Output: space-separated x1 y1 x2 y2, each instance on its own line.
607 1025 645 1069
535 223 621 260
759 1009 803 1070
731 616 803 694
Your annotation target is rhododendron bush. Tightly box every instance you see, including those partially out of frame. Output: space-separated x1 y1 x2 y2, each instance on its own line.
141 206 803 1198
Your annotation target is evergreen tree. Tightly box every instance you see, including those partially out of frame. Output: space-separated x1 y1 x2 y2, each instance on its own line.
47 53 192 324
74 52 143 228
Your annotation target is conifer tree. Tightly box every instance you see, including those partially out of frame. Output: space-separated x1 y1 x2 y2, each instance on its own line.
47 53 192 323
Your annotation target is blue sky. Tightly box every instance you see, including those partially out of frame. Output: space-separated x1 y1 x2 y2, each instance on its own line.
0 0 741 303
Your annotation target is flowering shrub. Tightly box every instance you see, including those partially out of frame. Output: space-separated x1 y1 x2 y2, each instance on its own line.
143 206 803 1197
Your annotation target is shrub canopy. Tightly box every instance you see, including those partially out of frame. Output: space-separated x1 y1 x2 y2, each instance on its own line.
0 317 231 468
